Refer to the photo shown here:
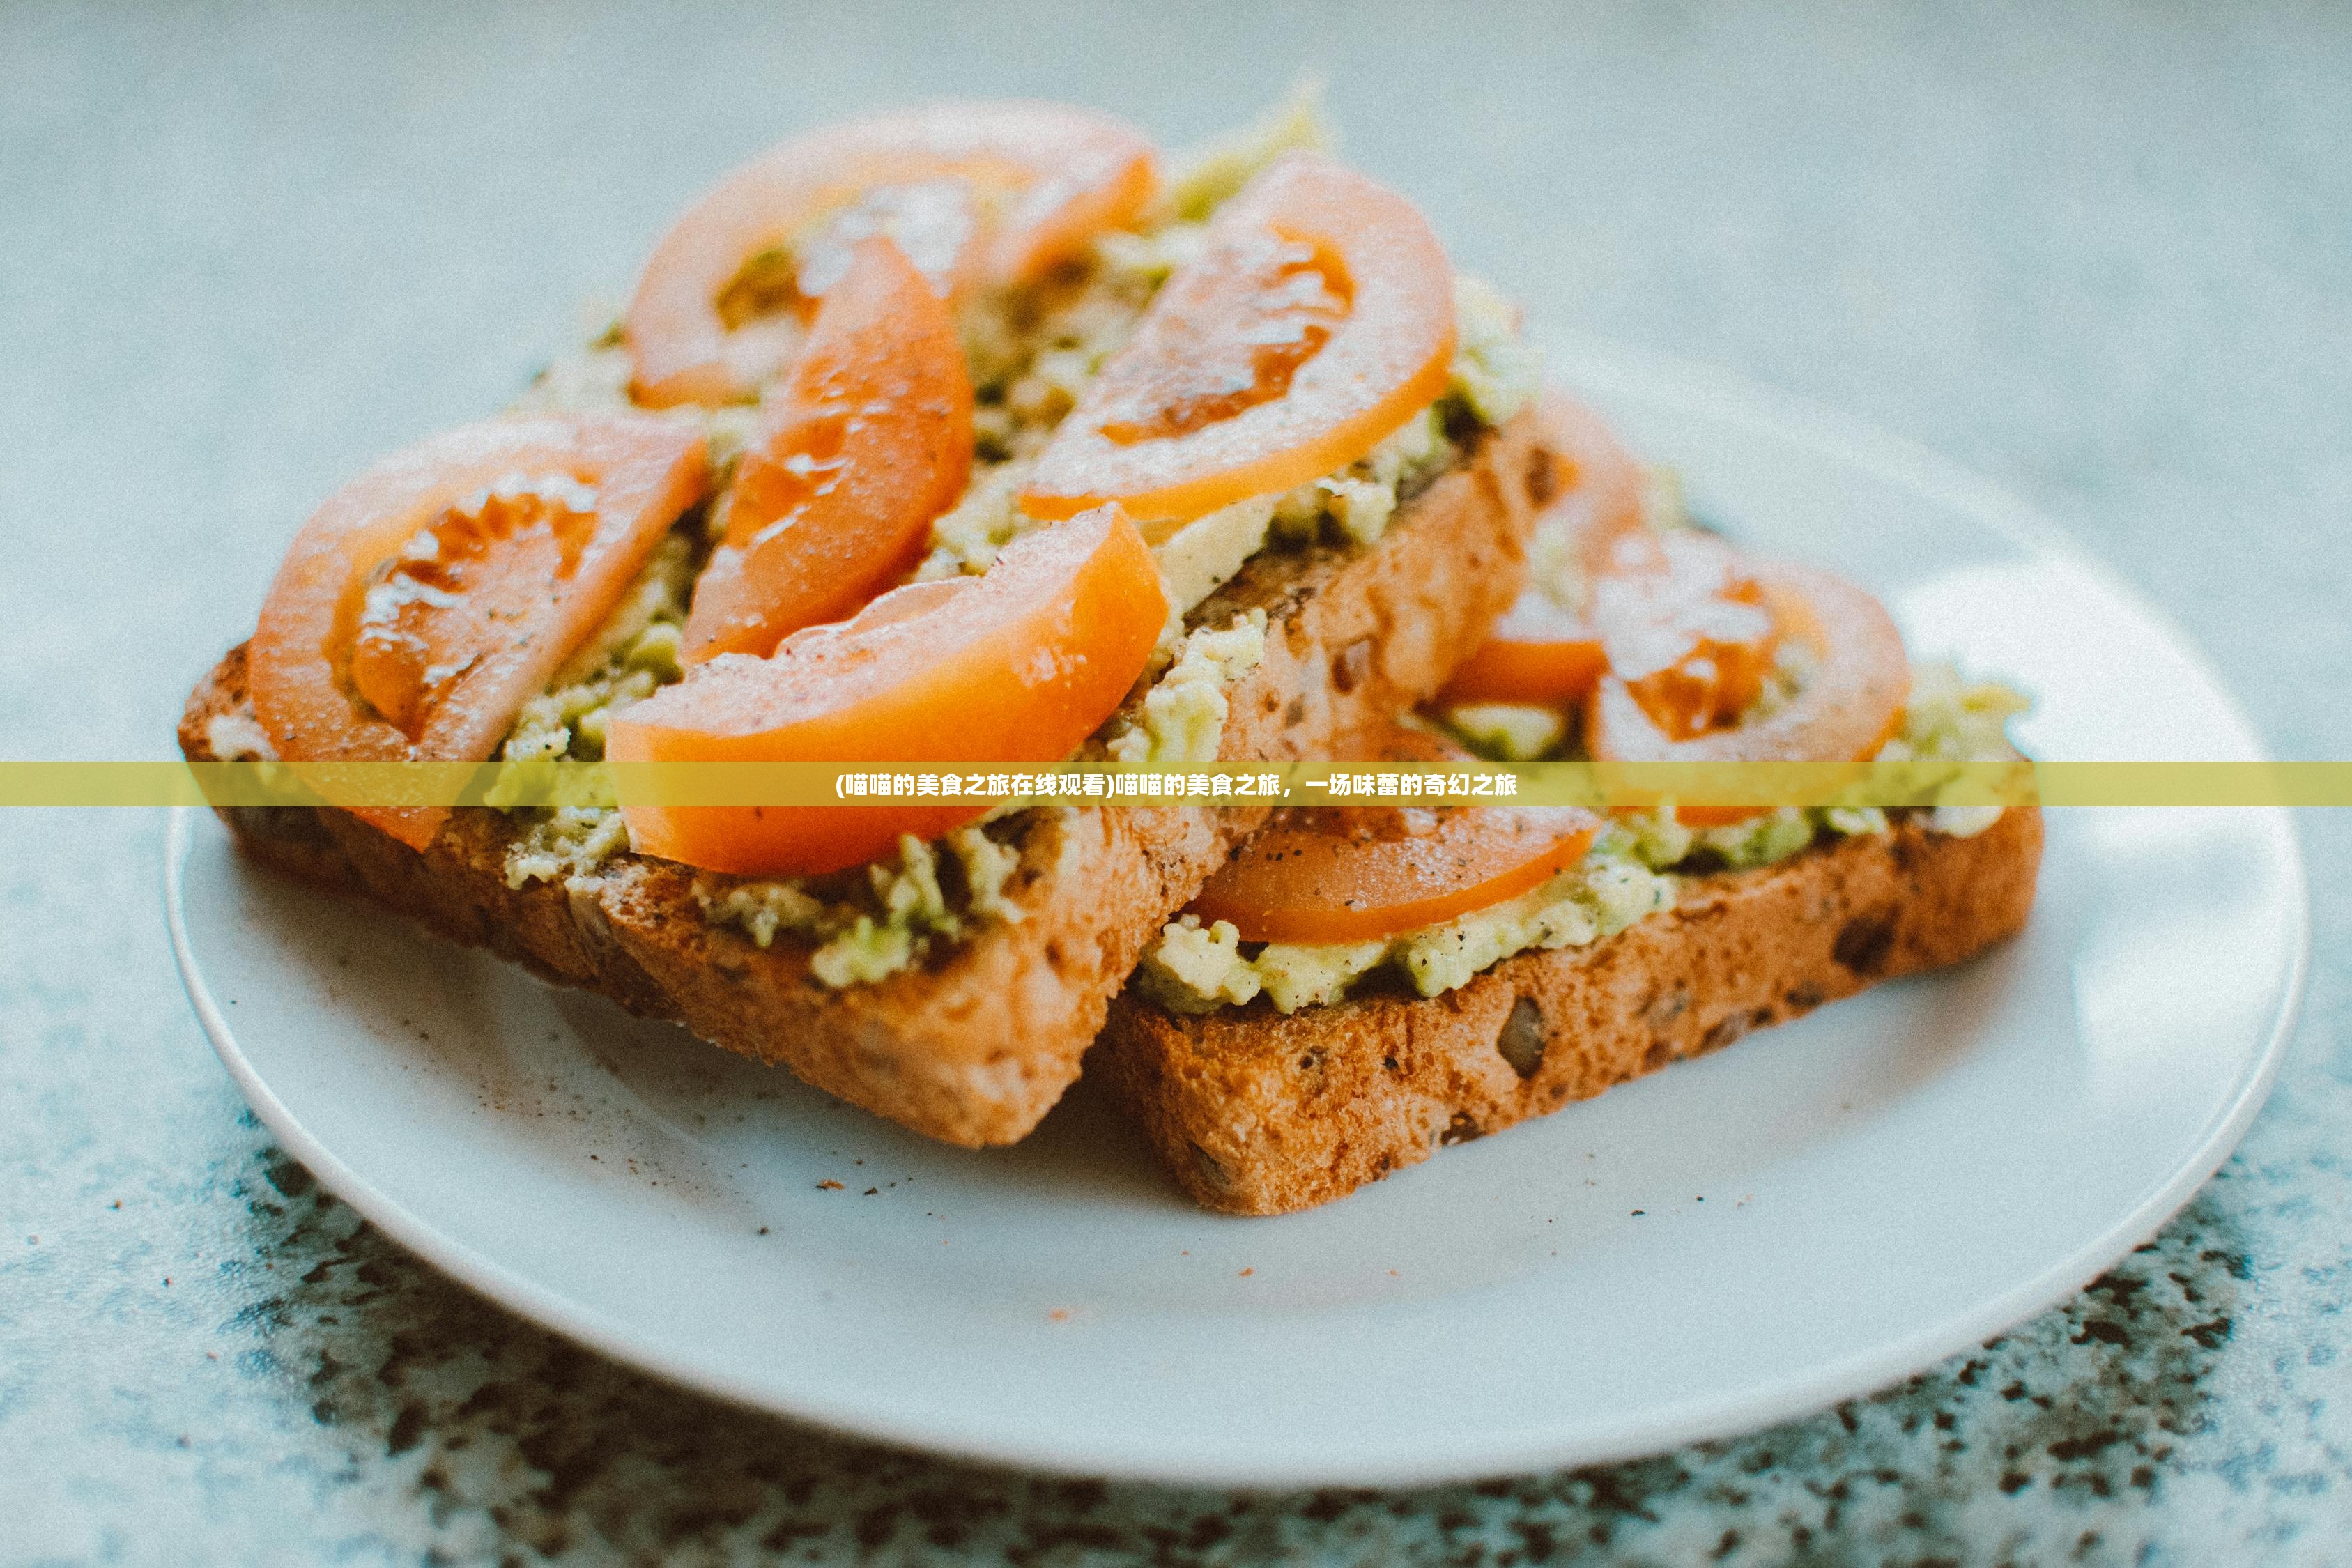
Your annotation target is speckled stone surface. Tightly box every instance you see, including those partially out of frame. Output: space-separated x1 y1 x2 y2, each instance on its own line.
3 2 2349 1562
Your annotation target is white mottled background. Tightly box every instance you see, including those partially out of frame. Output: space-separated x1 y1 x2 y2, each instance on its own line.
3 2 2348 1562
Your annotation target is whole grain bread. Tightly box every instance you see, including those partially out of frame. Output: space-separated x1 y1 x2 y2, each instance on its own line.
1093 805 2043 1214
179 408 1554 1148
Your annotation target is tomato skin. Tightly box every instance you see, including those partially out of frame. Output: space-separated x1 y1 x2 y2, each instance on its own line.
627 100 1158 408
1186 726 1601 944
608 505 1167 877
1532 391 1652 587
1020 152 1457 525
247 414 709 850
1436 592 1610 707
1191 804 1602 946
1590 533 1781 741
1587 555 1911 825
682 237 973 661
1438 394 1647 709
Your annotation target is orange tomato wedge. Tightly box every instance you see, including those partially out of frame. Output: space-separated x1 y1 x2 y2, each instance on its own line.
1020 152 1456 525
248 414 710 850
1188 728 1601 944
608 505 1167 877
1588 544 1911 825
682 237 974 662
1590 532 1783 741
1436 593 1611 707
627 100 1158 408
1438 392 1649 707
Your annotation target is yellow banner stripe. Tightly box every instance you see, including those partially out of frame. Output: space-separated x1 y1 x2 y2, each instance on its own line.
3 760 2350 809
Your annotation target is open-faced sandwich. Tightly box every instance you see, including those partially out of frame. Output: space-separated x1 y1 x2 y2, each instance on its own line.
1096 393 2043 1213
178 91 2040 1207
178 94 1563 1147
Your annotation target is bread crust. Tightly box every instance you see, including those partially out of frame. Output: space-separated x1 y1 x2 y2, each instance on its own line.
179 409 1551 1148
1094 806 2044 1213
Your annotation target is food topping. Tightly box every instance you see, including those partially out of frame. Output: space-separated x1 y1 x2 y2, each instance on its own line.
1142 495 1276 637
1587 546 1910 768
346 474 602 737
1443 702 1566 762
249 414 708 849
607 504 1167 876
1020 153 1456 525
246 95 1566 985
627 100 1158 407
502 532 698 762
699 823 1027 989
1189 799 1604 946
682 236 974 661
1590 532 1784 741
1097 226 1349 443
1184 728 1601 945
1438 393 1649 713
1440 591 1612 712
1153 79 1336 226
1265 403 1453 550
1141 845 1671 1015
1447 276 1543 427
1102 612 1268 765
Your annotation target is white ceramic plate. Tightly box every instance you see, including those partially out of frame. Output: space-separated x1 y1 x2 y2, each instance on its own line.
167 345 2307 1486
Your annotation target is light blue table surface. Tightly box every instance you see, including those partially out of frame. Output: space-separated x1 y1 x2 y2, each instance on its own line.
3 3 2348 1562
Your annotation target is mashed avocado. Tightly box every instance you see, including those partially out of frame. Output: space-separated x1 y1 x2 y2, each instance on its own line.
1442 702 1565 762
1136 843 1676 1016
1268 405 1454 550
958 240 1165 457
914 455 1049 581
1105 612 1269 765
505 807 635 890
516 337 764 488
916 223 1190 584
1876 660 2034 837
1148 494 1277 625
497 533 696 890
1449 276 1542 428
504 533 695 766
699 824 1027 988
1155 78 1337 225
1142 663 2034 1014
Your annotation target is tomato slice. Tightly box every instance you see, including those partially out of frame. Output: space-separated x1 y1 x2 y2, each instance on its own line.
1437 394 1648 707
1020 152 1456 525
1187 728 1601 944
681 238 974 662
627 100 1158 408
608 505 1167 876
1532 390 1652 586
1587 546 1912 825
1590 532 1783 741
1436 593 1611 707
249 414 709 850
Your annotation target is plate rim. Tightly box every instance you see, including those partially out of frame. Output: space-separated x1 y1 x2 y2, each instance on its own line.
165 347 2312 1486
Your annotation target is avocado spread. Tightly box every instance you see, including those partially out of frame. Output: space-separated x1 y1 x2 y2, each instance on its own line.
699 824 1028 988
1105 613 1270 766
1139 662 2032 1015
1137 833 1677 1016
498 533 696 891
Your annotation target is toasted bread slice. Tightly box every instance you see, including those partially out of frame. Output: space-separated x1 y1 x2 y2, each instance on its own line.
179 409 1554 1148
1094 806 2043 1213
